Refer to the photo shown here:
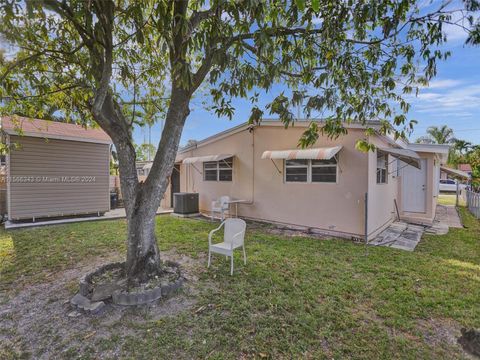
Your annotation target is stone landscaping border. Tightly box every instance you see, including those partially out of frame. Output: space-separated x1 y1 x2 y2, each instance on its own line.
112 276 184 306
76 260 184 308
79 261 125 297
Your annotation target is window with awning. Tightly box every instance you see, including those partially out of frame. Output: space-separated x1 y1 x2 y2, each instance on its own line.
203 157 233 182
262 146 342 183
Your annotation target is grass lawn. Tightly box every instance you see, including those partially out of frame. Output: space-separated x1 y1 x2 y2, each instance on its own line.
438 193 466 206
1 209 479 359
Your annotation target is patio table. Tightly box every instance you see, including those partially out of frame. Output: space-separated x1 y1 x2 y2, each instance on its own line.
226 199 249 218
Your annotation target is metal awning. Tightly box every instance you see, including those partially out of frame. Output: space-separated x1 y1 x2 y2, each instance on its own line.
182 154 233 164
261 146 343 160
378 147 421 169
440 166 470 179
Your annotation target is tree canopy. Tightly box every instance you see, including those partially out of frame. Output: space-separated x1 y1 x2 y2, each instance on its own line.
1 0 478 148
135 143 156 162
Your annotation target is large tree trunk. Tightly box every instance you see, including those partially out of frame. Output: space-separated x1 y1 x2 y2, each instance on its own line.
121 86 191 285
124 184 161 285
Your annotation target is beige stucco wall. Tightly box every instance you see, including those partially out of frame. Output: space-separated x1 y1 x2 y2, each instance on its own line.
8 135 110 220
178 125 370 237
366 137 399 239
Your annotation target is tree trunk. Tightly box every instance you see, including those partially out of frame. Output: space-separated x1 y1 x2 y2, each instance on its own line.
122 86 191 285
124 184 161 285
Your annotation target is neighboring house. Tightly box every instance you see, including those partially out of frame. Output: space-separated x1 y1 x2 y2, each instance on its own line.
440 164 472 181
174 120 449 240
458 163 472 176
136 160 153 177
135 160 175 208
0 116 112 221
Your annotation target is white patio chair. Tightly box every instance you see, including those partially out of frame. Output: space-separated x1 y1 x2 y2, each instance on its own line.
211 195 230 221
208 218 247 275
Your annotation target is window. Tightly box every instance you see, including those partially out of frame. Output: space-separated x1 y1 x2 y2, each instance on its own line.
311 159 337 183
203 161 218 181
285 159 308 182
285 158 337 183
376 152 388 184
203 157 233 181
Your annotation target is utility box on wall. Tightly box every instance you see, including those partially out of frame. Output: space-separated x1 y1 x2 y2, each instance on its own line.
173 192 199 215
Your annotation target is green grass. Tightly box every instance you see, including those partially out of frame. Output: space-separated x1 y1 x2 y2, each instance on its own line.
1 210 479 359
438 193 466 206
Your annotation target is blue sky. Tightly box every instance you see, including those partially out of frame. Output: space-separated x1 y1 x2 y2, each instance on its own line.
134 21 480 148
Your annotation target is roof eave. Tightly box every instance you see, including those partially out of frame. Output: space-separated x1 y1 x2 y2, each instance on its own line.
5 129 112 145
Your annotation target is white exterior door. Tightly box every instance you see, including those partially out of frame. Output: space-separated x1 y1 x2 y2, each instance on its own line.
401 158 427 213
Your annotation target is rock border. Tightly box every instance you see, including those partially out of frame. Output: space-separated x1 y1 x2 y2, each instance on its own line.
78 260 183 307
79 261 125 297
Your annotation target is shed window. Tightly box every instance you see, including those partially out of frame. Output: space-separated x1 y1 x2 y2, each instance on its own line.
203 157 233 181
285 158 337 183
376 152 388 184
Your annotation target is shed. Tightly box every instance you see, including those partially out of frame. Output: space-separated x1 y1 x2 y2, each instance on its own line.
0 116 112 221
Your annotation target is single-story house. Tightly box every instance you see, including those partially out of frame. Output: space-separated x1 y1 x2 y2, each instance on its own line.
173 120 449 240
136 160 153 177
0 116 112 221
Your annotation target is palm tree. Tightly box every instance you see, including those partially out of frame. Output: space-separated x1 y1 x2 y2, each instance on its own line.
415 125 456 144
453 139 472 155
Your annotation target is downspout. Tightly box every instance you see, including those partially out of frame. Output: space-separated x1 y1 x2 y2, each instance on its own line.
6 134 11 221
243 125 256 204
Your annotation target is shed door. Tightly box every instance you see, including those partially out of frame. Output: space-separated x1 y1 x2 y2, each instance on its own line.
401 158 427 213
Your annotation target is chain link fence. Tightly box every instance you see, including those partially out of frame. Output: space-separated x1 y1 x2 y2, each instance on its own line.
466 190 480 219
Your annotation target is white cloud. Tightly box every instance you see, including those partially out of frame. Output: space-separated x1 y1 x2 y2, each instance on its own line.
409 83 480 118
441 7 478 43
424 79 465 89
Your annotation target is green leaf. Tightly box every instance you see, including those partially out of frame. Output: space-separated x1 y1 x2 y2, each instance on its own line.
295 0 306 11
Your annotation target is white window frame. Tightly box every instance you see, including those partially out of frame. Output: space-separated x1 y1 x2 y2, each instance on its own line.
376 152 388 184
284 159 309 183
284 158 338 184
203 157 233 182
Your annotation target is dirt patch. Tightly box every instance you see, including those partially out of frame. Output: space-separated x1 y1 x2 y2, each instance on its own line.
0 250 209 359
416 318 461 348
415 318 477 359
350 304 475 359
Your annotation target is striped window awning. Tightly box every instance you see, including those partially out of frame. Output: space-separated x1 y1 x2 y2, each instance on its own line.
261 146 342 160
182 154 233 164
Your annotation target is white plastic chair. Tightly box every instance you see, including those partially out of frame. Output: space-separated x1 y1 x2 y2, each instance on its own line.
211 195 230 221
208 218 247 275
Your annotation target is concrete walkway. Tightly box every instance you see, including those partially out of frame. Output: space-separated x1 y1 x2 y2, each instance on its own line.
369 204 463 251
434 205 463 228
369 222 424 251
4 207 173 230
